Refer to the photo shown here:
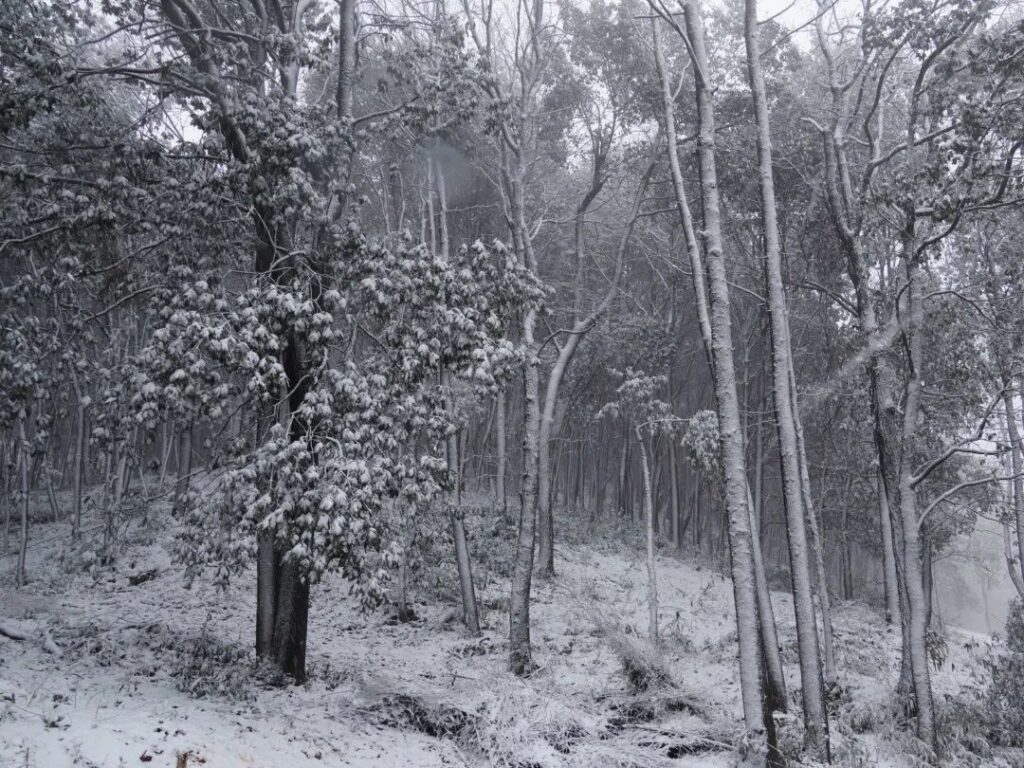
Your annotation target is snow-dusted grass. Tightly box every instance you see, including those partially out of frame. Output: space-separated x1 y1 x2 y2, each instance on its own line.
0 496 1016 767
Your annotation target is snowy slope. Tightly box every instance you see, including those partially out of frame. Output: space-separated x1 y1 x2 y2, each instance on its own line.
0 512 1007 768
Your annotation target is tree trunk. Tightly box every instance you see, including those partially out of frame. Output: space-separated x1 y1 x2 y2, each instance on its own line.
651 19 713 367
16 411 30 588
878 473 901 624
495 389 507 513
537 370 567 578
173 423 193 515
72 393 86 541
2 439 10 553
336 0 356 121
922 535 933 630
618 426 629 515
256 531 277 657
511 323 540 675
46 476 60 524
669 439 681 548
443 371 481 636
271 558 309 682
794 390 837 687
681 0 766 745
155 0 334 685
160 417 173 486
435 162 482 634
1003 516 1024 598
508 146 541 675
895 247 935 746
748 483 789 711
743 0 829 753
637 426 659 641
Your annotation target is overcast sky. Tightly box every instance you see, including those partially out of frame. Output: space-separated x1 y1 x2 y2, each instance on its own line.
753 0 861 49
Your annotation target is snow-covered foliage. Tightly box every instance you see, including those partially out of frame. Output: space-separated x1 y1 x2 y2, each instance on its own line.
131 229 540 605
681 410 722 489
985 599 1024 746
596 368 677 439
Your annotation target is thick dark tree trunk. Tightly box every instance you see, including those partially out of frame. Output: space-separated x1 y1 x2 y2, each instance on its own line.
878 474 901 623
271 558 310 682
256 532 277 657
173 423 193 515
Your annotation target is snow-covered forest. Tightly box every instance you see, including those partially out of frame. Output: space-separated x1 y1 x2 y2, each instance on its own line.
2 0 1024 765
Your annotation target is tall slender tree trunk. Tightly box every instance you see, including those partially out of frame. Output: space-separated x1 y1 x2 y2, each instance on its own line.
636 426 659 641
669 439 681 548
651 20 712 370
445 375 481 636
748 483 789 711
895 250 934 746
2 439 10 552
793 387 837 686
495 390 507 513
46 476 60 524
16 410 30 588
71 387 86 541
511 318 540 675
878 473 901 624
508 153 541 675
618 426 629 514
336 0 356 124
160 418 173 486
173 423 193 515
436 163 482 635
653 23 785 725
537 371 567 578
743 0 829 753
681 1 766 745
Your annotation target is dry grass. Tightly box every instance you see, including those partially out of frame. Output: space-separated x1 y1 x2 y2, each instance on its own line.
359 669 728 768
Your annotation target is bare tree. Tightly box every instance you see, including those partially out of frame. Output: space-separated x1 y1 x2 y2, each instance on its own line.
743 0 829 752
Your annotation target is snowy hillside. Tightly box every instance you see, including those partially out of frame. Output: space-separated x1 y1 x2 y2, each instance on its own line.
0 511 1010 768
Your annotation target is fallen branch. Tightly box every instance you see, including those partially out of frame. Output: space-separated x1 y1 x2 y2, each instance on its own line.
0 618 62 656
0 619 31 641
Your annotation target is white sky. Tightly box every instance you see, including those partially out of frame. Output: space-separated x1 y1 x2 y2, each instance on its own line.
757 0 861 44
760 0 857 22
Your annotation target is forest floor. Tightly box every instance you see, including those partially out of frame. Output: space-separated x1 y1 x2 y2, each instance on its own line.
0 497 1014 768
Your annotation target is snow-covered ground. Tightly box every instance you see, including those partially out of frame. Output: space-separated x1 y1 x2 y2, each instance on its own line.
0 509 1010 767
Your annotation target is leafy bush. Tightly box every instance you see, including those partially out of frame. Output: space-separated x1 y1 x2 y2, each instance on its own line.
985 599 1024 747
404 498 515 604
